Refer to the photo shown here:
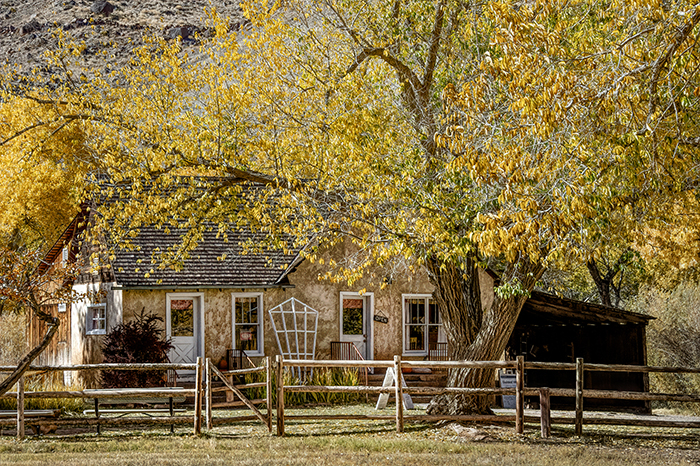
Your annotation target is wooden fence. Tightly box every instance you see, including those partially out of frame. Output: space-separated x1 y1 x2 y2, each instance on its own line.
276 356 700 437
3 356 700 439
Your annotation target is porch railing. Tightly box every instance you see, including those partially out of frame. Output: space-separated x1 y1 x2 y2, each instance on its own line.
330 341 369 385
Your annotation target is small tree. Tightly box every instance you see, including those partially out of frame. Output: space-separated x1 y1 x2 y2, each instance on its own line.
101 309 173 388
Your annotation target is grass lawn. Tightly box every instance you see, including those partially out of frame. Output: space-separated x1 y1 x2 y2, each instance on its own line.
0 405 699 465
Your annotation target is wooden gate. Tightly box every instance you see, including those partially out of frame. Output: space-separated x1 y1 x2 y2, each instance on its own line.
205 358 272 432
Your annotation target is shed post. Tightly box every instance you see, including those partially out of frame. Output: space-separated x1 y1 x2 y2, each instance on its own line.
515 355 525 434
539 387 551 439
575 357 584 436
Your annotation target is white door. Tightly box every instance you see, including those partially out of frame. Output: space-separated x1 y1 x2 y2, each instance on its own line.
340 293 373 360
167 294 203 377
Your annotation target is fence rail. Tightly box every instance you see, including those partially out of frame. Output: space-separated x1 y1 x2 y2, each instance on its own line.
275 356 700 438
5 356 700 439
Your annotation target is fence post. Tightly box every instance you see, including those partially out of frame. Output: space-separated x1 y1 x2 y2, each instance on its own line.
515 355 525 434
575 357 584 436
276 355 285 436
539 387 550 439
206 358 212 431
16 376 24 440
266 356 273 433
194 356 203 435
394 355 404 433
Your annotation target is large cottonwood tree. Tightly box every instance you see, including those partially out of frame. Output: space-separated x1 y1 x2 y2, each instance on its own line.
1 0 699 413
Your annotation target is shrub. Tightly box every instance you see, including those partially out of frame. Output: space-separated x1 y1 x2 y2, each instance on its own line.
101 309 173 388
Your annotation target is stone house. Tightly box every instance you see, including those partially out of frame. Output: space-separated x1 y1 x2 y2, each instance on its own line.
37 193 651 403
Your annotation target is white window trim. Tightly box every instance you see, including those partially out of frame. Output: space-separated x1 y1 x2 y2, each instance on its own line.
231 292 264 357
402 294 443 356
86 303 107 336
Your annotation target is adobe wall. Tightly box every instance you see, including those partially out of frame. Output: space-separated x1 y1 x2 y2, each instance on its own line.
71 248 496 375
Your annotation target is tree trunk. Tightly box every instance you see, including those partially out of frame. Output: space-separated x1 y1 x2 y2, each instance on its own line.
0 304 59 396
426 256 544 415
586 259 612 307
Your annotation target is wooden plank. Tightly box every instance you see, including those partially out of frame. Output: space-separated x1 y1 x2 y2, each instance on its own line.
218 367 267 376
404 414 516 423
211 382 267 393
375 369 396 410
0 416 193 428
0 363 197 372
194 357 203 435
539 388 551 439
403 387 515 396
16 376 24 440
515 356 524 435
276 355 285 436
211 399 267 409
580 390 700 402
374 369 414 411
0 388 194 400
211 416 261 425
403 360 516 370
210 365 268 427
282 359 394 369
0 410 59 418
284 414 396 421
206 358 212 431
575 358 584 436
266 356 273 433
287 385 391 394
83 409 187 415
395 356 404 433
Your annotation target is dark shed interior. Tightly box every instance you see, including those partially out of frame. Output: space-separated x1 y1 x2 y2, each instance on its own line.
507 291 654 413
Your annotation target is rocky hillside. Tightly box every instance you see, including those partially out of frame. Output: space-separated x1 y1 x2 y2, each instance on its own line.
0 0 245 78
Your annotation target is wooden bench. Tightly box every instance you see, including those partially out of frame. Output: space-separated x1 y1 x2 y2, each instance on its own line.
0 409 61 435
82 387 187 433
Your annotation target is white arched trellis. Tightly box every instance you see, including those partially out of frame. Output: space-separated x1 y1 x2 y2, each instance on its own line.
267 298 319 380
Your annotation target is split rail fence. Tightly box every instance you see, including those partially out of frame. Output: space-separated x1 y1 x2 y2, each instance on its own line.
3 356 700 439
276 355 700 437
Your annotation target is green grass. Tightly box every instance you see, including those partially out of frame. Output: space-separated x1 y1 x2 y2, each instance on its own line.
0 405 699 465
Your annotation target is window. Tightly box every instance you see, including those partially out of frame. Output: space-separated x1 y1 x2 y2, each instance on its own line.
58 303 67 313
403 294 444 355
232 293 263 356
86 304 106 335
61 247 69 266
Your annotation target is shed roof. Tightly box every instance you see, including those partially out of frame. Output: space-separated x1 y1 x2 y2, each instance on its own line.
519 290 653 326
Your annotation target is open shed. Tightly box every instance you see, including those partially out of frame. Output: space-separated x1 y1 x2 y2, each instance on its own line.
507 291 654 413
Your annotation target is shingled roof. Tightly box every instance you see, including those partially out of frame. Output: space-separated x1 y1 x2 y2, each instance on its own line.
44 180 309 289
109 224 304 288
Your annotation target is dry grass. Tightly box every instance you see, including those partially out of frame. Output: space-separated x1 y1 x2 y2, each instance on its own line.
0 405 699 465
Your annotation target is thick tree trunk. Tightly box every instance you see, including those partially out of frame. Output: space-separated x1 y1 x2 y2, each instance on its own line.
0 304 59 396
425 256 544 415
